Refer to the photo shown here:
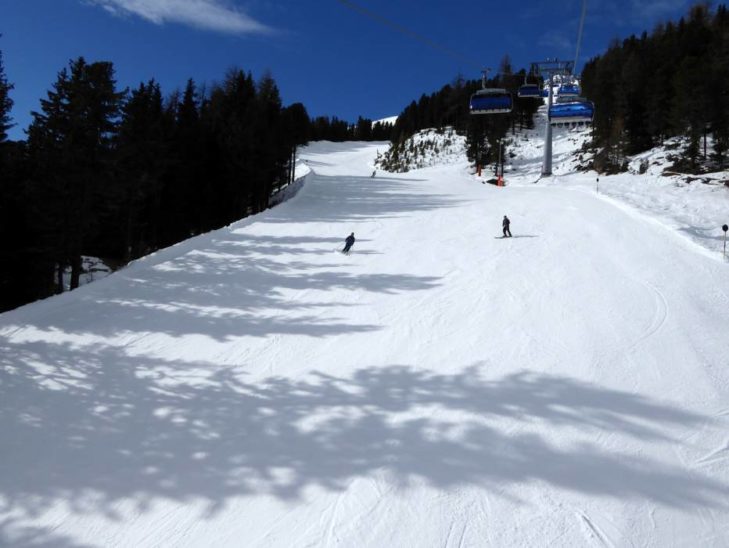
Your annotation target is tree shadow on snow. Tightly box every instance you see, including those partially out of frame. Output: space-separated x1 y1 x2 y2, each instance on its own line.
0 173 458 344
2 230 441 342
301 142 385 157
0 517 93 548
263 174 464 224
1 353 727 544
678 226 729 242
1 173 455 344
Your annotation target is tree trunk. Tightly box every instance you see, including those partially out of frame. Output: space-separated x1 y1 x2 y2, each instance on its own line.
56 263 65 294
70 252 82 290
123 188 134 264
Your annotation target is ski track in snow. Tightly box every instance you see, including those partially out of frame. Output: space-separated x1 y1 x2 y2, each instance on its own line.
696 439 729 468
1 129 729 547
576 511 613 548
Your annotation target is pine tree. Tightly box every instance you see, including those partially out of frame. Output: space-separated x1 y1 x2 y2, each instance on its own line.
0 46 13 143
281 102 310 186
252 73 285 212
355 116 373 140
157 78 202 245
204 69 257 223
27 57 124 291
116 80 169 261
710 5 729 167
0 44 27 311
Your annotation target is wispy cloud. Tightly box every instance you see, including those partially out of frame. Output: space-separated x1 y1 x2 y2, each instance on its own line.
86 0 273 35
630 0 689 18
538 30 573 53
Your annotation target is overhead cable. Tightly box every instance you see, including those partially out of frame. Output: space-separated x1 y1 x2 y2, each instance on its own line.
335 0 482 69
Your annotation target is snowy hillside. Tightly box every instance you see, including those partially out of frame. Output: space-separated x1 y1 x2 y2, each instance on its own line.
379 104 729 256
376 127 466 172
2 127 729 546
374 115 398 126
506 106 729 257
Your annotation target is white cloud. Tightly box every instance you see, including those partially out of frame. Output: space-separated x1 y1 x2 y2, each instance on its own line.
87 0 272 35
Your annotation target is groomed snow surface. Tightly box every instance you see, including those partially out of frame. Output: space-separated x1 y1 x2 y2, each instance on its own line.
2 118 729 547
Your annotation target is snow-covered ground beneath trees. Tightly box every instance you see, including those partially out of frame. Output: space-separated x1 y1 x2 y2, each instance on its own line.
2 118 729 547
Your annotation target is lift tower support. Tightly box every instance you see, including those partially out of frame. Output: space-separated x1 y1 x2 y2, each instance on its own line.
530 60 574 177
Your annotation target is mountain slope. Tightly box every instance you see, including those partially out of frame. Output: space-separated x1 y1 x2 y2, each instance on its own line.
2 138 729 547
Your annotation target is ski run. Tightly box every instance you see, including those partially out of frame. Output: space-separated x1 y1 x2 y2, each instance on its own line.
2 108 729 547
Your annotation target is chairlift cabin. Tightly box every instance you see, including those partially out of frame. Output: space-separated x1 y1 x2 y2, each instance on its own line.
469 88 513 114
558 83 580 96
548 98 594 127
517 84 542 98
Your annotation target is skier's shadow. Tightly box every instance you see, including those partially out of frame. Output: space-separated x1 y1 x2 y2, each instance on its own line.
495 235 539 239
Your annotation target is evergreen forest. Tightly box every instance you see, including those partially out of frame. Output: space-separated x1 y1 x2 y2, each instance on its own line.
582 3 729 173
0 54 392 312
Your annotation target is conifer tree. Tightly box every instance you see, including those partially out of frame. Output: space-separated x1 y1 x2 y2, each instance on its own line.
355 116 373 140
710 5 729 167
0 46 13 143
252 73 285 212
204 68 257 223
158 78 201 245
281 102 310 185
27 57 124 290
0 44 26 310
116 80 168 261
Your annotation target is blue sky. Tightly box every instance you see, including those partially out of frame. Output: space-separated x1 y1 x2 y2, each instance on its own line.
2 0 695 140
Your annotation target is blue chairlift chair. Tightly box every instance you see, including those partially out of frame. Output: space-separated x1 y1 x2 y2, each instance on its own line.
558 83 581 97
469 88 513 114
517 84 542 98
548 98 594 126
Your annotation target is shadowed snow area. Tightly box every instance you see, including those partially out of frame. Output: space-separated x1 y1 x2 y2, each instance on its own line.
2 139 729 546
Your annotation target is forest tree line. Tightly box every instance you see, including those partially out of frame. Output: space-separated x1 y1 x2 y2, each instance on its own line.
0 54 392 312
582 3 729 173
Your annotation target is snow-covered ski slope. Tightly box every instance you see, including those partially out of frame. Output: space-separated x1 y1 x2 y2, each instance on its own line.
2 134 729 547
507 107 729 257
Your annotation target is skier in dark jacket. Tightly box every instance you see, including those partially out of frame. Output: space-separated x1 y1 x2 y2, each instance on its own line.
502 215 512 238
342 232 355 254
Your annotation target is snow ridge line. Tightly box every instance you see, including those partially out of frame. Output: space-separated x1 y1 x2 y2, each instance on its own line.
573 185 724 262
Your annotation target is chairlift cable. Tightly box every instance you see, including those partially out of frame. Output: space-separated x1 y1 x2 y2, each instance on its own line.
334 0 482 69
573 0 587 75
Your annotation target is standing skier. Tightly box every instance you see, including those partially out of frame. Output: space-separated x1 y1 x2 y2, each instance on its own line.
502 215 512 238
342 232 355 254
